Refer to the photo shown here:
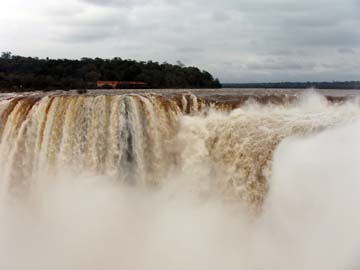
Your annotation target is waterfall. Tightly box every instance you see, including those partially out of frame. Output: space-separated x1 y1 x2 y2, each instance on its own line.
1 92 359 207
1 91 360 269
0 94 184 195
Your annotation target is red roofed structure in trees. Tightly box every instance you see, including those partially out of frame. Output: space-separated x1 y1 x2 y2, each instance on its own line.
96 81 148 89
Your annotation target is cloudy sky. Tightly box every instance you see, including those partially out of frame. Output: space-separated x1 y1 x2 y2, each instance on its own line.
1 0 359 82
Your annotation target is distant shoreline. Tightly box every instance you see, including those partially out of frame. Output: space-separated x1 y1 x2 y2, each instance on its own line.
222 81 360 89
2 81 360 93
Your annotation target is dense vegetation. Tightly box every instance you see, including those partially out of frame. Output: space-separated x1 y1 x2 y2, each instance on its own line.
0 52 221 91
222 81 360 89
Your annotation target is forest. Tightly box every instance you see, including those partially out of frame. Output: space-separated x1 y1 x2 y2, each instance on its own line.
0 52 221 91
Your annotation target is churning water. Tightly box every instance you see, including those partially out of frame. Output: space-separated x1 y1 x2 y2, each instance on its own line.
1 90 360 269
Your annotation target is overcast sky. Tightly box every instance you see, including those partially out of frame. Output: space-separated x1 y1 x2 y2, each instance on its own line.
1 0 359 82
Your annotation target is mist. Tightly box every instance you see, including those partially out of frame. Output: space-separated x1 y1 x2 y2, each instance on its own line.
1 93 360 269
0 93 360 270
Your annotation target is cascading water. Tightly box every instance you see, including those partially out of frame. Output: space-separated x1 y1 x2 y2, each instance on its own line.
1 90 360 269
0 94 184 196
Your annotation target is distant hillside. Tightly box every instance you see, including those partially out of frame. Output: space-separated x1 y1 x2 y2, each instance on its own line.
222 81 360 89
0 52 221 91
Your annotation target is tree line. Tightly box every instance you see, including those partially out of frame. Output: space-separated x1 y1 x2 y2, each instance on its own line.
0 52 221 91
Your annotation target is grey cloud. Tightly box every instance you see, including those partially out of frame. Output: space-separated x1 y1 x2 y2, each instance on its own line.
338 48 356 54
64 31 112 43
247 61 314 71
281 16 340 28
55 14 131 43
177 47 204 53
82 0 121 4
1 0 360 82
211 11 231 23
46 5 85 17
81 0 132 6
267 50 294 56
292 29 360 47
80 0 147 7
